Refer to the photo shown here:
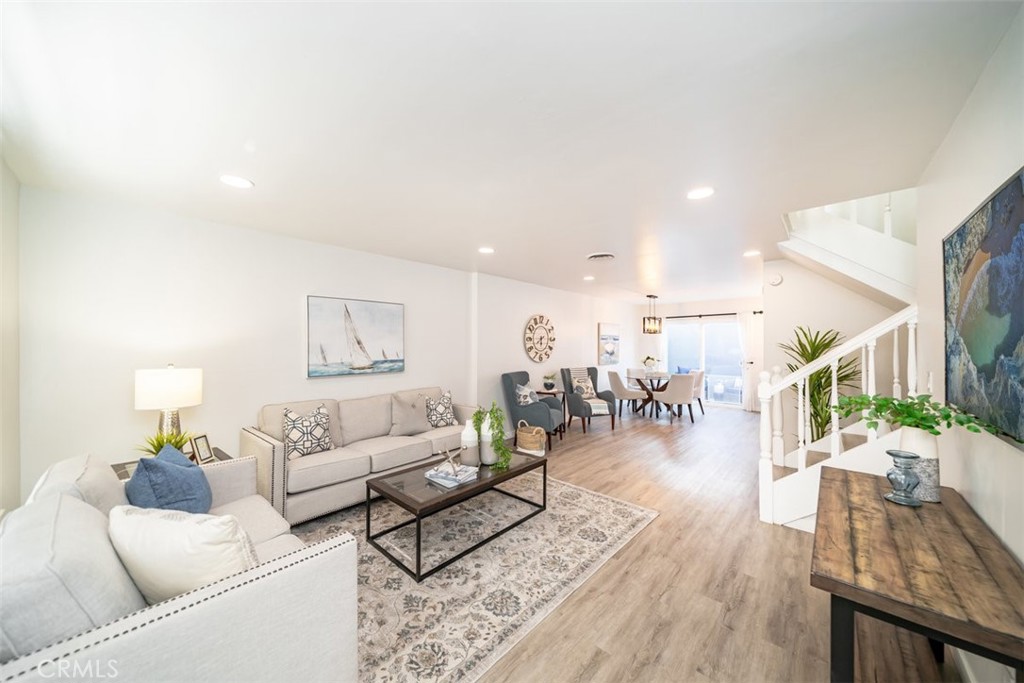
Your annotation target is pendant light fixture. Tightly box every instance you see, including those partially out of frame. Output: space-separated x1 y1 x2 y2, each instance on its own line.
643 294 662 334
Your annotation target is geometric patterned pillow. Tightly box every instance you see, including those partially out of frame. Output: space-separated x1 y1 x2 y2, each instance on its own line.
425 390 458 428
515 383 538 406
283 404 332 460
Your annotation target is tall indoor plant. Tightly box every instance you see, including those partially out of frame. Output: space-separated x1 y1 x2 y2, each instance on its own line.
779 327 860 443
472 401 513 470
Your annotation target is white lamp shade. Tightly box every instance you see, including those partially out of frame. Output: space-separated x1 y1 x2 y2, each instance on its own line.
135 367 203 410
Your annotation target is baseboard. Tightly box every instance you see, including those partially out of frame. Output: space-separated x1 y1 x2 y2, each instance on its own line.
952 647 1016 683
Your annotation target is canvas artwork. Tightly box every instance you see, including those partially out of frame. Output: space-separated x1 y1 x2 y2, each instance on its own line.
943 168 1023 441
598 323 621 365
308 296 405 377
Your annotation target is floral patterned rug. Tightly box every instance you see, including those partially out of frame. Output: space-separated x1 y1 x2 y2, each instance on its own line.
293 472 657 682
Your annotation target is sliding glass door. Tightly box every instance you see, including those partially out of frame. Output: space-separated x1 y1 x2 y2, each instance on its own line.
666 317 744 406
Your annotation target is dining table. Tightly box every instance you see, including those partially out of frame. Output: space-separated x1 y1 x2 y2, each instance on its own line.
628 371 670 417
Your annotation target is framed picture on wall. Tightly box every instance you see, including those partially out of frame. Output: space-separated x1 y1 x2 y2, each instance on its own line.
307 296 405 377
598 323 621 365
191 435 216 465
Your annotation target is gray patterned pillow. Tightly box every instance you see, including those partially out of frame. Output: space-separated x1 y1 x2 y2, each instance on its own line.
283 404 332 460
572 376 597 399
516 383 539 406
426 390 457 427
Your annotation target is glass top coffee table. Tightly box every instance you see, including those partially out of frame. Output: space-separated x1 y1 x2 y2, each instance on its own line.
366 453 547 582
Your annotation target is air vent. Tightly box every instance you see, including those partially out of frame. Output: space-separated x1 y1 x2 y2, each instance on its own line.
586 252 616 261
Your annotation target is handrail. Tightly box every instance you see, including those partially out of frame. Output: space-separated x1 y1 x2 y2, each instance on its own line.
770 304 918 394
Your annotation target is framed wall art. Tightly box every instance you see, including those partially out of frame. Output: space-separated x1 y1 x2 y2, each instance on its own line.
598 323 621 365
942 167 1023 441
308 296 405 377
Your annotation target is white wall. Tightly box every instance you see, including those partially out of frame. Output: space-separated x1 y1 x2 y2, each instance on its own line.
1 160 20 510
18 188 473 497
475 274 636 431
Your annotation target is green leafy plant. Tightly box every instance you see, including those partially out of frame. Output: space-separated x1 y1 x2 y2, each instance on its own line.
779 327 860 442
137 431 193 455
642 355 659 365
543 372 557 382
472 401 513 470
835 394 999 436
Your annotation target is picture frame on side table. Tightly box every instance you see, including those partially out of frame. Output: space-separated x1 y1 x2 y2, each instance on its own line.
191 435 216 464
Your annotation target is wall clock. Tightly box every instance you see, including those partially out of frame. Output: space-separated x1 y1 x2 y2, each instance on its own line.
524 314 555 363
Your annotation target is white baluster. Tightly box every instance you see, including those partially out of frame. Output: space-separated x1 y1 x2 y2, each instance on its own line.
892 326 902 400
866 340 877 441
797 379 807 470
758 371 773 523
830 360 840 459
907 318 918 396
860 345 867 394
771 366 784 465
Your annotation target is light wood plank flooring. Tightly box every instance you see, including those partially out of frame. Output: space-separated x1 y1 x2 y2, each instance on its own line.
481 406 830 683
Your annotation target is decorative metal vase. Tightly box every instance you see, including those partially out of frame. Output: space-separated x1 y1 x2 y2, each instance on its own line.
884 450 922 507
899 427 941 503
543 381 556 390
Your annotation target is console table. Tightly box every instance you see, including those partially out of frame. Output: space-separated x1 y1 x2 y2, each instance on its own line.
811 467 1024 683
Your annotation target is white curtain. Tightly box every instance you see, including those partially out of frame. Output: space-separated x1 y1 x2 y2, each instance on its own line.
737 311 764 412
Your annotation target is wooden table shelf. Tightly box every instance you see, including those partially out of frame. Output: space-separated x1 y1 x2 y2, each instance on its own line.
811 467 1024 683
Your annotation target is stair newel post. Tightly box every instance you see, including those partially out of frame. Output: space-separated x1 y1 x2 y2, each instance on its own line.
892 326 902 400
770 366 784 466
866 340 877 441
830 360 840 459
758 371 774 523
797 378 807 470
907 317 918 396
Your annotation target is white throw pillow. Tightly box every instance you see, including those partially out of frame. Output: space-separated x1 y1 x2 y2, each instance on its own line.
108 505 259 605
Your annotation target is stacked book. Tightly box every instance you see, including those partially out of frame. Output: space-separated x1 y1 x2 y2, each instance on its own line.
425 464 479 488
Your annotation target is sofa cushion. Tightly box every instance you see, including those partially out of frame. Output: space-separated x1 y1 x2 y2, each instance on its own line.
347 436 433 472
125 444 213 514
254 534 306 563
338 394 392 445
259 399 342 448
108 505 259 605
426 390 458 427
0 494 147 663
284 404 333 459
389 392 431 437
286 447 371 494
418 425 463 454
26 453 127 516
210 494 291 545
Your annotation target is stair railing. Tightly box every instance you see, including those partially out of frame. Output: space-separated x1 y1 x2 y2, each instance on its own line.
758 304 918 523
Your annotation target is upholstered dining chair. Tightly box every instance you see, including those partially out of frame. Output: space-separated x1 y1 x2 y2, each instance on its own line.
501 371 564 450
688 369 706 415
608 371 648 417
625 367 646 390
560 367 615 433
656 373 697 424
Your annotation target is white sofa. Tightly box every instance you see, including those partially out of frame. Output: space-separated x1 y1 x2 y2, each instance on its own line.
0 455 357 683
240 386 474 525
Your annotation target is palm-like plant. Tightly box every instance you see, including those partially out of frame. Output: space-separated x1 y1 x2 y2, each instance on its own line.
779 327 860 442
138 431 193 455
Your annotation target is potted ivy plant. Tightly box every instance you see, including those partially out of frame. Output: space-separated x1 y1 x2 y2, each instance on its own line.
472 401 513 470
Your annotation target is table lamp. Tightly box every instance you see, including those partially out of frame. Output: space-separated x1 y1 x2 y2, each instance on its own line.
134 364 203 436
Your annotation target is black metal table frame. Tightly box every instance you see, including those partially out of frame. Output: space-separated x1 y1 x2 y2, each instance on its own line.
365 461 547 583
830 594 1024 683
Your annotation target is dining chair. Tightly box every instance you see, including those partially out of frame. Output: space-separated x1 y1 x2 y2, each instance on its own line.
608 371 648 417
625 367 646 390
656 373 697 424
688 369 705 415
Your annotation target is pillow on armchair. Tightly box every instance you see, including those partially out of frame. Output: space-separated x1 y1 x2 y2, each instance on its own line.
571 376 597 399
516 383 539 406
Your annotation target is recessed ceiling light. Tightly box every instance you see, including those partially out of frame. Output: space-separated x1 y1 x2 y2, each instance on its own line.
583 276 595 281
743 249 761 258
220 174 254 189
686 186 715 200
478 247 495 254
586 252 616 261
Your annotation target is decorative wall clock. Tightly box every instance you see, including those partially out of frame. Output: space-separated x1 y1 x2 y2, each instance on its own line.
524 314 555 363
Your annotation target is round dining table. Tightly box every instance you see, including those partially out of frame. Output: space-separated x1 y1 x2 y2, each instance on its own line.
627 371 669 416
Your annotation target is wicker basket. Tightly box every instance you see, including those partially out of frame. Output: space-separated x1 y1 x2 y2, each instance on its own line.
516 420 546 452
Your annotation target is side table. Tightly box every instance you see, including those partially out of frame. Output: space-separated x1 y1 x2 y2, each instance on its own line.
111 447 232 481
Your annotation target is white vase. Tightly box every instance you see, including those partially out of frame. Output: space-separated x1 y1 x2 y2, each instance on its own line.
899 426 940 503
479 431 498 466
459 420 480 467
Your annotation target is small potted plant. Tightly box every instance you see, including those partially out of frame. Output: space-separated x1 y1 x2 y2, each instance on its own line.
138 431 193 456
471 402 513 470
543 373 557 390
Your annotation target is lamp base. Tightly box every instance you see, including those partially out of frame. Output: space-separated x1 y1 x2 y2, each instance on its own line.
157 409 182 436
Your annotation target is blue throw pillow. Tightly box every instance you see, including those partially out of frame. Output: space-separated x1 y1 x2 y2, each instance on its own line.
676 366 691 374
125 444 213 514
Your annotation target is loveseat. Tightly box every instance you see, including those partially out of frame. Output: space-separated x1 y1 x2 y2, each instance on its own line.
0 454 357 682
240 386 474 525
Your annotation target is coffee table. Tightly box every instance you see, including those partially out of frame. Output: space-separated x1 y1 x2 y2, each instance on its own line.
366 453 547 582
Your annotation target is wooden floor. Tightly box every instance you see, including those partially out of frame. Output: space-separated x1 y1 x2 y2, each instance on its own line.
481 406 832 683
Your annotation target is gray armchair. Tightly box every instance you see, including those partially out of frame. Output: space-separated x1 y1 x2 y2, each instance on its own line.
501 371 565 450
560 367 616 433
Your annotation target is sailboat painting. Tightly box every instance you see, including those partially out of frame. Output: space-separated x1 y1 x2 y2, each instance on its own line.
307 296 405 377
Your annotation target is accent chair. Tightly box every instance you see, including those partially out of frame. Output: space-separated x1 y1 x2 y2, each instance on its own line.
500 371 564 450
560 367 615 433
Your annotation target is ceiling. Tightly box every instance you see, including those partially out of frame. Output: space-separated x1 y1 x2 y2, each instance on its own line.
2 2 1019 303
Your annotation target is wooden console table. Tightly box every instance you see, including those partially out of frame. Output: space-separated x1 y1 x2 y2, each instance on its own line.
811 467 1024 683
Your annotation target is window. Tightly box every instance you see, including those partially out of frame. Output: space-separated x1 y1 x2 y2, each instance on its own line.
666 317 744 405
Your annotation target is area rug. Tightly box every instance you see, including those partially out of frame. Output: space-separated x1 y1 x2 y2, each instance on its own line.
293 472 657 682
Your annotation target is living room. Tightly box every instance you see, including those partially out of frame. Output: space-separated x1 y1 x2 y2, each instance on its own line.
2 3 1022 682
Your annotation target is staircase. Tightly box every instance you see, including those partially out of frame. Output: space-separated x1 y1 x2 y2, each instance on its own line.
757 304 920 530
